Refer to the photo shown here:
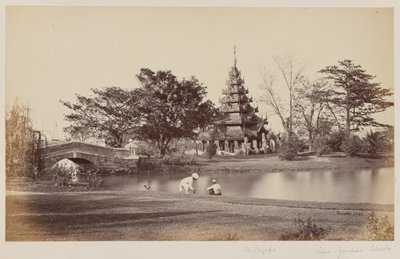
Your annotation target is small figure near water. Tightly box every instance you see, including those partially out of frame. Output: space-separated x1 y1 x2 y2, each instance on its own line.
207 179 222 196
179 173 199 194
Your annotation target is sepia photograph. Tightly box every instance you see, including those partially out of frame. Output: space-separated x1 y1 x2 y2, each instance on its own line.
1 1 398 258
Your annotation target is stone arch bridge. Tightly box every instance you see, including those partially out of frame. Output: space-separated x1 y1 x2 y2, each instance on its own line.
40 142 139 172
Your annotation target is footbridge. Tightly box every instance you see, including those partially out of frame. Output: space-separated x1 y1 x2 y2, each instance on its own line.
40 142 139 171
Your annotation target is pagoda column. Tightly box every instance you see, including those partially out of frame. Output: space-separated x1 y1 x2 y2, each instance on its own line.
225 140 229 152
234 140 239 152
252 139 258 149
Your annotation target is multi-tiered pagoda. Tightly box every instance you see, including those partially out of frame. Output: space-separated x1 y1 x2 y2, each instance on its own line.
199 47 268 154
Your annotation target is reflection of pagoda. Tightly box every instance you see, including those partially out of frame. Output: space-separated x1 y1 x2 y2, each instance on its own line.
199 47 268 153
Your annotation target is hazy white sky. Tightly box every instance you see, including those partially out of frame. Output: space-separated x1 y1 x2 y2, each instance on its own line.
5 7 394 138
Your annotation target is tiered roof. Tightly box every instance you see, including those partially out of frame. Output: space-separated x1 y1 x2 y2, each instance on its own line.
215 47 262 127
199 47 268 141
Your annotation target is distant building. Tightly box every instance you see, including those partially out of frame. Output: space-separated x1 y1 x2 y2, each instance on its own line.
199 47 268 154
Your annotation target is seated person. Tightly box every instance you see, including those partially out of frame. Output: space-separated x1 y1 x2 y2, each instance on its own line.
207 179 222 195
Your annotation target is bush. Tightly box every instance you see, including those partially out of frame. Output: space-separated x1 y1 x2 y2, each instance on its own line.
379 127 394 152
206 142 218 160
341 135 363 156
312 136 331 157
279 144 297 160
136 144 155 157
279 134 301 161
363 129 384 155
293 217 329 240
366 211 394 240
280 216 329 240
225 232 240 241
163 154 198 165
51 164 77 187
81 167 103 191
327 131 346 152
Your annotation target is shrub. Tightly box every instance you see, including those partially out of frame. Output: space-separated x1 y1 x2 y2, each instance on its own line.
379 127 394 152
312 136 331 157
363 129 384 155
327 131 346 152
293 217 329 240
225 232 240 241
51 164 77 187
366 211 394 240
81 167 103 191
279 134 301 161
279 144 297 160
341 135 363 156
206 142 218 160
280 217 329 240
136 144 155 157
163 154 198 165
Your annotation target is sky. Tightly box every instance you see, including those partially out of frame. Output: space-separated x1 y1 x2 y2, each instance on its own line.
5 6 394 139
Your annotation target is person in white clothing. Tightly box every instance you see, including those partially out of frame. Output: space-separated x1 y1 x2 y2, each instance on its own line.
178 173 199 193
207 179 222 195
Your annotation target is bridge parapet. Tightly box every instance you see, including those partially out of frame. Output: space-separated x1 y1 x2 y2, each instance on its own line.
40 142 138 172
43 142 131 158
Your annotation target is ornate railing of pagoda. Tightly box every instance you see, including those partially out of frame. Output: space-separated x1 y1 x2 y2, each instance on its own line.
219 96 253 103
222 88 249 94
220 105 259 113
226 78 245 85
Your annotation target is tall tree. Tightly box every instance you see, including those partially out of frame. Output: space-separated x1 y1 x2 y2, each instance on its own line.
136 68 219 156
260 55 305 136
319 60 393 141
259 73 289 133
294 79 332 151
61 87 143 147
6 100 36 178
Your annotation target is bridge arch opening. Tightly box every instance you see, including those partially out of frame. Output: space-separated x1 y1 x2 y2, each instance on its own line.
51 158 99 184
66 157 96 167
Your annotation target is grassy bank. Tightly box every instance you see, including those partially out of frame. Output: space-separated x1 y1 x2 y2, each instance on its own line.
5 190 394 241
5 153 394 241
139 153 394 174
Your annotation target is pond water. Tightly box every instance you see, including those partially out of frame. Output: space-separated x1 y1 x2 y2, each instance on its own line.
102 167 394 204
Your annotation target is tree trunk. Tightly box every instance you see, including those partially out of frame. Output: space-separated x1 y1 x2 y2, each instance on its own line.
289 92 293 137
194 140 199 156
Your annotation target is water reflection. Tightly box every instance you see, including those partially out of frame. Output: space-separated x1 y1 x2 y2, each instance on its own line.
102 168 394 204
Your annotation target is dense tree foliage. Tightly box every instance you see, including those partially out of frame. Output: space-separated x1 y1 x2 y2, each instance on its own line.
136 68 219 156
6 101 37 178
319 60 393 138
61 87 143 147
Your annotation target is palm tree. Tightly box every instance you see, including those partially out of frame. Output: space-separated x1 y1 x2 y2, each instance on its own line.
363 129 381 155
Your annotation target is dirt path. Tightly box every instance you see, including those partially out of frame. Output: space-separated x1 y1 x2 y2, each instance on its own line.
6 190 394 241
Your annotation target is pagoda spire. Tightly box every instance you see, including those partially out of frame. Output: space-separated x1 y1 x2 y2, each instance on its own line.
233 45 237 67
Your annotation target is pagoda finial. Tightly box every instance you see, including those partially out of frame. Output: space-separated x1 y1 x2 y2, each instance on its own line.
233 45 237 67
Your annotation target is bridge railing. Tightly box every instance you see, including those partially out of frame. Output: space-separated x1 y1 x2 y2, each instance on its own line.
42 142 130 158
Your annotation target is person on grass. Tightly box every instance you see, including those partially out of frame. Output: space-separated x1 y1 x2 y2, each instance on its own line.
178 173 199 194
207 179 222 195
